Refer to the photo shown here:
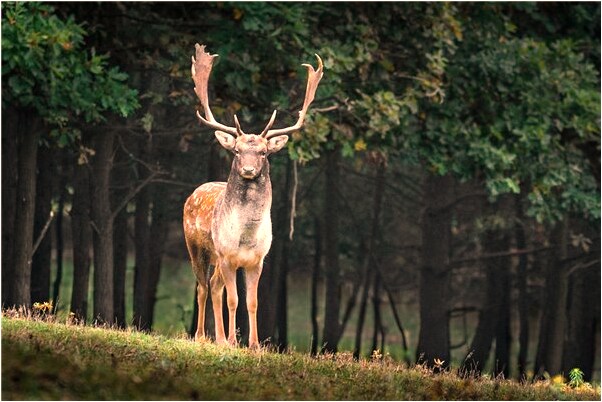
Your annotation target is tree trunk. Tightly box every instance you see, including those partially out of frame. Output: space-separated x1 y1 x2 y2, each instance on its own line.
493 237 512 378
133 182 151 330
275 239 289 351
310 217 321 356
257 234 279 343
112 149 130 328
31 147 53 304
90 129 115 324
51 174 66 314
337 239 367 344
562 237 600 381
385 280 410 363
235 269 249 345
534 218 568 377
133 132 154 330
462 198 512 377
371 272 384 356
416 173 453 370
113 206 128 328
514 194 530 380
10 115 42 308
352 160 386 359
2 108 19 306
70 156 93 323
354 268 373 359
462 243 497 375
146 183 170 330
321 147 342 353
275 160 295 351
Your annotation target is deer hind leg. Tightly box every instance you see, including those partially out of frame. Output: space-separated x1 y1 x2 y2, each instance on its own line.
210 262 227 345
194 282 208 341
186 243 209 342
219 261 239 346
194 250 211 342
245 263 263 349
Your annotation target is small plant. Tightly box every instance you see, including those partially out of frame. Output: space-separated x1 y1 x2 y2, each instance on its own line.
32 301 54 319
551 374 565 390
568 368 585 388
66 312 80 325
371 349 383 361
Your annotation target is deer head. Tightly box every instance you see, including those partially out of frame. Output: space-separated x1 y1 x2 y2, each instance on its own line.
191 44 323 179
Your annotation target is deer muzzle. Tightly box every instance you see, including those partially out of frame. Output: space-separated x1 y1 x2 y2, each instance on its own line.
240 166 257 179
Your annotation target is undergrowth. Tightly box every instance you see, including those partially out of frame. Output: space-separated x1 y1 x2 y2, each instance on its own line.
1 311 599 401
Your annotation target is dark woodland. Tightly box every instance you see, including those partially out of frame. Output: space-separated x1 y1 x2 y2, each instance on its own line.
2 2 600 382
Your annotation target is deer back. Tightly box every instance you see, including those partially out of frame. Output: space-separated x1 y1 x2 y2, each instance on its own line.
183 182 226 261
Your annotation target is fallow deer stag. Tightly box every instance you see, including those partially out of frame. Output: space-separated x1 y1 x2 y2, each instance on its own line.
183 44 323 348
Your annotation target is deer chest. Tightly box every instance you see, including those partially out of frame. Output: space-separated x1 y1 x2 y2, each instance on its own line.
212 207 272 266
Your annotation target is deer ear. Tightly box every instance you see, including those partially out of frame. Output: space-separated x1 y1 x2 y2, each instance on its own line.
267 135 289 154
215 131 236 152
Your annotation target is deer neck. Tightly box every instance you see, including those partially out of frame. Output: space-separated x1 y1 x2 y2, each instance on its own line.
223 162 272 220
212 162 272 255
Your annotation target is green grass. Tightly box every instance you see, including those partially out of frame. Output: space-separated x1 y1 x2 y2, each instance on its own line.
49 256 454 360
46 257 601 381
2 315 599 400
50 257 417 352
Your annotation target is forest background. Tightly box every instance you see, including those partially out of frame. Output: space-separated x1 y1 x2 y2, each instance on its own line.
2 2 600 382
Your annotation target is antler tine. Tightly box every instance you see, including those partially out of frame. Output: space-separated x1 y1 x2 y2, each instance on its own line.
233 114 245 136
260 110 278 137
191 44 239 136
265 54 324 139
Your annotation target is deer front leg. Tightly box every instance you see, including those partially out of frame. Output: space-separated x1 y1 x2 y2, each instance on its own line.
210 264 227 345
220 262 239 346
245 264 263 349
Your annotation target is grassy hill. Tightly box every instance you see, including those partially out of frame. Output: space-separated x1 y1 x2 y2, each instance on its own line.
2 315 599 400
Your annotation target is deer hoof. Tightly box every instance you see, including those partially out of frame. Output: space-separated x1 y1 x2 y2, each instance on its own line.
215 337 229 346
194 334 208 343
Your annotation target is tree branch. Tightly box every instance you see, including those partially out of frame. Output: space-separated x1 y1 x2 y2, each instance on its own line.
31 210 55 258
110 171 162 222
450 246 552 266
566 258 600 277
151 178 199 188
289 160 298 241
116 133 164 174
313 105 339 113
368 250 410 359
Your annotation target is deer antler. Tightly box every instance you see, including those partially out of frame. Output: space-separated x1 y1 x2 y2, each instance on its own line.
263 54 324 139
259 110 278 137
192 44 323 138
191 43 240 136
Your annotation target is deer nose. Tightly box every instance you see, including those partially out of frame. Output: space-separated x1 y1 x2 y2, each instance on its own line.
242 166 256 175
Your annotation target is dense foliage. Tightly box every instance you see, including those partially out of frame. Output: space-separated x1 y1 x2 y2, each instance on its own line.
424 34 600 222
2 2 139 144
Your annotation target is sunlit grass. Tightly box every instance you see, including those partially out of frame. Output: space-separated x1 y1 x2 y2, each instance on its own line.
2 315 599 401
47 256 599 381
